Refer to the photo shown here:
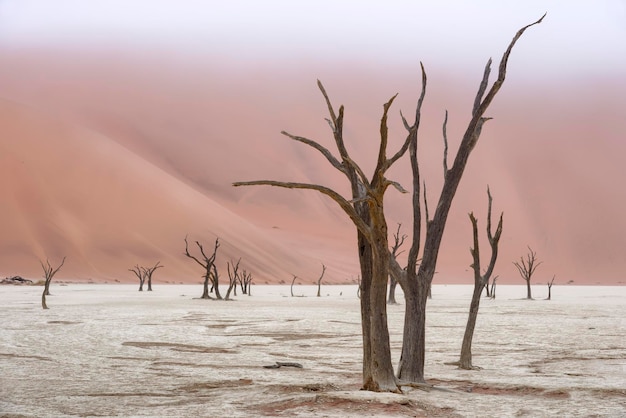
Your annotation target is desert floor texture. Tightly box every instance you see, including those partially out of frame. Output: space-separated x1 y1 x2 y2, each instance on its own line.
1 284 625 417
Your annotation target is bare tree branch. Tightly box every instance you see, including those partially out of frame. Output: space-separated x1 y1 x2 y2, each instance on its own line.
233 180 371 238
281 130 345 174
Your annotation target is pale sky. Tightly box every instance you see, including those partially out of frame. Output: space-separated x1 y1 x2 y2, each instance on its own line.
1 1 625 79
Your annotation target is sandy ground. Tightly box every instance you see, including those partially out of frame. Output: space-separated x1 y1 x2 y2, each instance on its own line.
1 284 624 417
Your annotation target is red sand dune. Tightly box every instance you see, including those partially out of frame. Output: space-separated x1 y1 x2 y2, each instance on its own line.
1 48 624 285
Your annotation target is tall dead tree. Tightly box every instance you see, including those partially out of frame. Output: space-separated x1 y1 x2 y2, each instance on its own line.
40 257 66 310
316 264 327 297
234 15 543 391
513 246 542 299
184 236 220 299
388 223 407 305
389 16 544 384
458 188 503 370
142 262 163 292
235 83 414 392
129 265 145 291
547 275 555 300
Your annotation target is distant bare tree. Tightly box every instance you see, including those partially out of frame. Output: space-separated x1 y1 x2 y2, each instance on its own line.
513 246 542 299
547 275 555 300
388 223 407 305
129 265 145 291
458 188 503 370
489 276 498 299
225 259 241 300
184 236 221 299
316 264 327 297
40 257 66 310
239 269 252 295
142 262 163 292
290 275 298 297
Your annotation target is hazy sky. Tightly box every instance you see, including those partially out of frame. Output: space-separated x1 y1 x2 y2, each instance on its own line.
1 1 625 79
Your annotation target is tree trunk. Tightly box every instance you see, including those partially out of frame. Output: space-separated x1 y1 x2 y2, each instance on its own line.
147 278 152 291
396 277 428 383
526 279 532 299
41 284 49 310
459 282 484 369
201 276 210 299
387 276 398 304
361 227 398 392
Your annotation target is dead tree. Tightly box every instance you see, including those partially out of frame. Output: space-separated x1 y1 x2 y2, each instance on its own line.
458 188 503 370
225 259 241 300
388 16 544 384
489 276 498 299
316 264 327 297
513 246 542 299
235 84 413 392
129 265 145 291
234 15 542 391
388 223 407 305
184 236 220 299
547 275 555 300
40 257 66 310
290 275 298 297
141 261 163 292
240 269 252 295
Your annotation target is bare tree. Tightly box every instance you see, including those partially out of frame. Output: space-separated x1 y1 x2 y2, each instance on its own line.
458 188 503 370
513 246 542 299
240 269 252 295
388 223 407 305
389 16 544 384
235 81 413 392
290 275 298 297
316 264 327 297
234 15 543 391
547 275 555 300
142 262 163 292
225 259 241 300
184 236 221 299
129 265 145 291
489 276 498 299
40 257 66 310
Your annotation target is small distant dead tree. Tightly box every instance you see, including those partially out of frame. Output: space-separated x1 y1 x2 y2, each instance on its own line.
129 265 145 291
184 236 221 299
40 257 66 310
513 246 542 299
142 262 163 292
225 258 241 300
239 269 252 295
458 188 503 370
316 264 327 297
388 223 407 305
547 275 555 300
489 276 498 299
290 275 298 297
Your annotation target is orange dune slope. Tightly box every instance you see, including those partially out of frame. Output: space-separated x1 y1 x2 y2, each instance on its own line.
0 99 356 284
